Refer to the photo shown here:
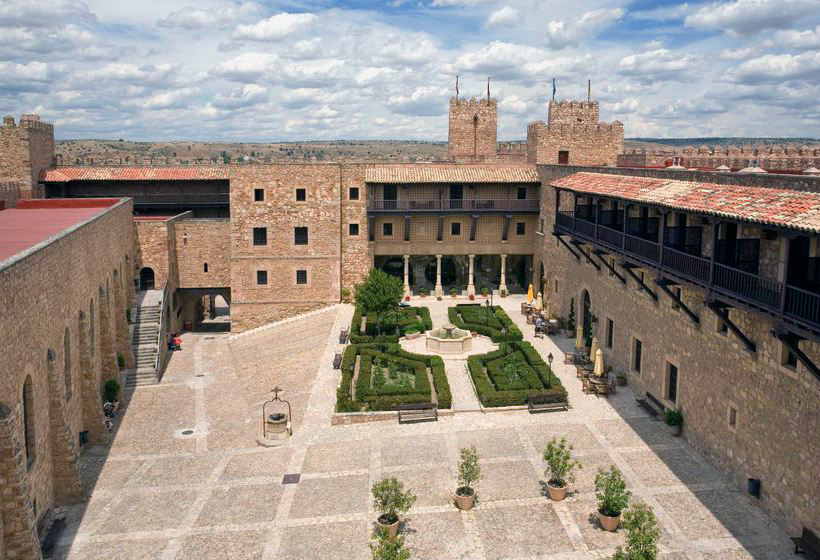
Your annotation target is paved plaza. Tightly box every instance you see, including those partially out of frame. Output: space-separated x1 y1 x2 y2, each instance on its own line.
56 296 793 559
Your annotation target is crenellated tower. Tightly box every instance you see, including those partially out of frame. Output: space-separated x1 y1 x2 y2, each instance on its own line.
0 114 55 204
448 97 497 162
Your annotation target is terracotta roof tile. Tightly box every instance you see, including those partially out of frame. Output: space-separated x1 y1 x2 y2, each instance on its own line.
553 172 820 233
42 166 228 182
366 164 539 184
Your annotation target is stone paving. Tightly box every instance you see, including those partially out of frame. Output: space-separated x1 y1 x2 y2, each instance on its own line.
57 297 794 560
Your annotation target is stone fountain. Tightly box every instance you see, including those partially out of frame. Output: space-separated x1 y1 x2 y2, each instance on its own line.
426 323 472 354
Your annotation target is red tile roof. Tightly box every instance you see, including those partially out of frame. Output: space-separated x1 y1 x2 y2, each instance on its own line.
367 164 539 183
553 172 820 233
42 166 229 182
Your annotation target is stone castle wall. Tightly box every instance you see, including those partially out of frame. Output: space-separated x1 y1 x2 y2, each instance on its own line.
527 121 624 166
0 199 134 559
448 98 497 162
0 115 55 200
548 100 600 124
0 181 21 209
174 219 231 289
619 145 820 171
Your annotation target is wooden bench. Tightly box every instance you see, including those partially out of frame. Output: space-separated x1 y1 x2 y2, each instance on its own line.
339 329 349 344
332 352 342 369
635 391 663 419
793 527 820 559
527 395 568 414
39 517 66 559
397 403 438 424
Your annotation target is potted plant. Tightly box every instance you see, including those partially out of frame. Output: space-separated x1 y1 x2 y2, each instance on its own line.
404 326 421 340
341 287 352 303
543 437 582 501
468 294 475 301
125 308 132 323
372 477 416 538
612 503 661 560
664 409 683 436
454 446 481 510
450 287 458 298
419 287 427 298
565 298 576 338
117 353 125 369
370 529 411 560
404 295 410 301
436 295 443 301
481 287 489 297
500 288 507 298
595 465 631 531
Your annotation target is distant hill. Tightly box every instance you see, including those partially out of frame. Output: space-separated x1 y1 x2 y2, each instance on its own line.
627 137 820 148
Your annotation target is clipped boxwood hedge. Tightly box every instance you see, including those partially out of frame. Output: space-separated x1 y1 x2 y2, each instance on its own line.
448 304 523 342
335 342 451 412
467 341 566 407
349 306 432 343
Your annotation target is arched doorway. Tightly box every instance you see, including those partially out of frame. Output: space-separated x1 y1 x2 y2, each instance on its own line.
582 289 593 348
139 267 155 290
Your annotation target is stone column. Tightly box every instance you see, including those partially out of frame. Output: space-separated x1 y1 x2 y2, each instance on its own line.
499 254 508 294
435 254 443 297
403 255 410 296
467 254 475 297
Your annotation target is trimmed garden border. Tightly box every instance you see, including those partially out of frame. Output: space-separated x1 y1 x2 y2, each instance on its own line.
448 304 523 343
349 306 433 343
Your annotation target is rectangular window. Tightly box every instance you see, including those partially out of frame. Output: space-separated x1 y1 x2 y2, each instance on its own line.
294 227 308 245
295 188 306 202
296 270 307 284
718 309 729 334
203 263 208 273
253 227 267 246
539 218 545 233
633 338 642 373
781 342 798 368
383 222 393 236
728 406 737 428
451 222 461 236
349 187 359 200
349 223 359 236
254 188 264 202
256 270 267 285
606 318 614 349
667 362 678 403
517 187 527 200
516 222 525 235
558 150 569 164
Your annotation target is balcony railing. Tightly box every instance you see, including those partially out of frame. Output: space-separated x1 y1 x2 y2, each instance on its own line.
714 262 782 309
785 285 820 325
368 198 539 212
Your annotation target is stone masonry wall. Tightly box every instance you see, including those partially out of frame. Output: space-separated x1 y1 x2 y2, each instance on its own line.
0 115 54 200
537 167 820 535
341 164 371 297
548 100 600 124
0 200 134 559
527 121 624 166
133 220 172 289
448 98 497 162
174 219 231 289
0 182 21 209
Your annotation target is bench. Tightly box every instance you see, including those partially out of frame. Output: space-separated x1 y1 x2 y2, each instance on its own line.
332 352 342 369
397 403 438 424
635 391 663 419
793 527 820 559
527 395 568 414
39 517 66 559
339 329 349 344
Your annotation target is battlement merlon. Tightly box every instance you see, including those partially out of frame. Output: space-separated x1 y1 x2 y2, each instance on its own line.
3 114 55 133
548 99 600 124
450 97 497 108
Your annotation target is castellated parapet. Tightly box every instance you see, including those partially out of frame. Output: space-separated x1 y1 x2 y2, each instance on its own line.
448 97 497 162
0 114 55 202
527 100 623 166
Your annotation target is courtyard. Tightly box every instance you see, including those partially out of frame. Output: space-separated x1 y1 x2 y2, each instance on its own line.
55 296 792 560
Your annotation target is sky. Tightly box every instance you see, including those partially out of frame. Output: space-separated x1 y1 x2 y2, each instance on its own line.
0 0 818 141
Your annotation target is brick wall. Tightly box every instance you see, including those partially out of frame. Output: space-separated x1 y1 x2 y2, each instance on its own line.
448 98 497 162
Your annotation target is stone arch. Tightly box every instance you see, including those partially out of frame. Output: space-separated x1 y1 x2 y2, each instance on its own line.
64 327 72 400
139 266 155 290
22 375 35 469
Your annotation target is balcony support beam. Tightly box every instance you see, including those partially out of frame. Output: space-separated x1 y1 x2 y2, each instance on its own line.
552 232 581 261
771 330 820 382
656 278 700 325
570 240 601 271
707 300 756 353
592 249 626 285
620 262 658 302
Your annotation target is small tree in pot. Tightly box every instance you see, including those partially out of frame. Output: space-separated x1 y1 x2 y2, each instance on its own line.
543 437 582 501
611 503 661 560
372 477 416 538
450 287 458 298
595 465 631 531
664 409 683 437
454 446 481 510
370 529 411 560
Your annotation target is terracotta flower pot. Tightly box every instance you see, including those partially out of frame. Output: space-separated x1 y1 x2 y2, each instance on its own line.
546 480 567 501
598 511 621 531
377 515 399 538
454 487 475 510
666 423 682 437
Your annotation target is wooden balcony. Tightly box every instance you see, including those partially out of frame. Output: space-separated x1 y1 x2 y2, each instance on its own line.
367 198 539 213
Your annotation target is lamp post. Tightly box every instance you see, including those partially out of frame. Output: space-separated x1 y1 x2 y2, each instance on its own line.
547 352 554 388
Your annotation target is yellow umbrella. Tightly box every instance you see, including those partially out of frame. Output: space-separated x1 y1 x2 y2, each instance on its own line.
575 326 584 350
535 292 543 311
589 336 599 360
594 349 605 376
527 284 534 304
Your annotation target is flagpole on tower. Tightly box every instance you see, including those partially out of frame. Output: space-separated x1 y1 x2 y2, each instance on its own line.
552 78 556 101
456 75 459 99
588 79 591 102
487 77 490 101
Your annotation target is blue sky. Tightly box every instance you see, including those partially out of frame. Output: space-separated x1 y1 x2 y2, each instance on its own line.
0 0 818 141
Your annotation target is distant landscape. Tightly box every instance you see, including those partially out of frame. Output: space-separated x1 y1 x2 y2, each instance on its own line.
54 137 820 165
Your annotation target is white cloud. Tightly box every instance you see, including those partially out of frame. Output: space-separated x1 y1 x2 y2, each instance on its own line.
685 0 816 35
431 0 492 6
232 12 317 41
126 88 199 110
725 51 820 83
618 49 701 82
0 61 51 91
609 98 640 114
212 84 268 108
719 47 754 59
387 86 449 116
486 6 518 29
544 8 624 49
454 41 588 81
0 0 96 27
157 3 262 30
773 26 820 49
211 52 278 82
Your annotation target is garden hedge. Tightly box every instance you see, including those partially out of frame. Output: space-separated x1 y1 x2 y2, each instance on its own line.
349 306 432 343
448 304 523 342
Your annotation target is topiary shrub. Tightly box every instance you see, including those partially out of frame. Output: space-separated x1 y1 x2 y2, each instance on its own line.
103 379 120 402
611 503 661 560
457 446 481 496
372 477 416 525
595 465 631 517
543 437 582 488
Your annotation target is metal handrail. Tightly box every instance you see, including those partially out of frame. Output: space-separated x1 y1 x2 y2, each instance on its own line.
785 285 820 324
367 198 540 211
714 262 782 308
154 283 169 374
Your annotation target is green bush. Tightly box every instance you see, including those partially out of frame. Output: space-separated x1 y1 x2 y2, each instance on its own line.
458 446 482 494
595 465 631 517
372 477 416 525
611 503 661 560
370 530 411 560
117 353 125 369
449 305 522 342
351 306 431 343
664 409 683 426
103 379 120 402
543 437 582 487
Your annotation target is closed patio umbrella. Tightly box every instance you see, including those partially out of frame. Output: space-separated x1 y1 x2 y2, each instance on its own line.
535 292 543 311
589 336 599 360
575 326 584 350
594 349 605 376
527 284 534 304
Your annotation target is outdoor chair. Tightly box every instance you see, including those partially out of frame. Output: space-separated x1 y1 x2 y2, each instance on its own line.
595 383 609 396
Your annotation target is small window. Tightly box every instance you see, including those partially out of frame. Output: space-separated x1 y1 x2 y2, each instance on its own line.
203 263 208 273
23 375 35 469
295 227 308 245
633 338 642 373
256 270 267 285
516 222 525 235
672 287 681 310
451 222 461 236
718 310 729 334
383 222 393 236
558 150 569 164
554 278 558 294
781 341 798 369
349 223 359 236
667 362 678 403
295 188 306 202
606 318 614 348
296 270 307 284
728 406 737 428
254 188 264 202
517 187 527 200
253 227 267 246
539 218 545 233
349 187 359 200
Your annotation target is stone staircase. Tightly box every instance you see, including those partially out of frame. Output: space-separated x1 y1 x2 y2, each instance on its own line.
125 290 163 387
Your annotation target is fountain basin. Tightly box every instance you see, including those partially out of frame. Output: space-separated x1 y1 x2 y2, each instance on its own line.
426 323 472 354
